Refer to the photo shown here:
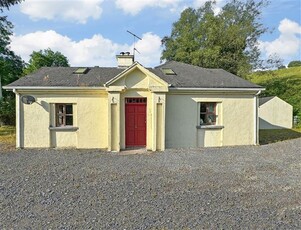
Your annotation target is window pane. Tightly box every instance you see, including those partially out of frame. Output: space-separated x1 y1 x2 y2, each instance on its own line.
66 116 73 126
200 104 207 112
208 104 215 112
200 114 206 124
66 105 73 114
207 115 216 124
58 115 64 126
58 105 64 114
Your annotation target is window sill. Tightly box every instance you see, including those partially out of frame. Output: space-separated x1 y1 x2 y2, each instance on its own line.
49 126 79 131
196 125 224 129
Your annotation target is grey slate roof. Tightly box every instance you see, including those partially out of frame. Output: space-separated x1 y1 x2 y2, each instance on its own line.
6 67 124 87
152 61 262 88
259 96 275 106
5 61 262 89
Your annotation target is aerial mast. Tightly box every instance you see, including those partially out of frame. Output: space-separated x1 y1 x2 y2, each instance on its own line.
127 30 142 60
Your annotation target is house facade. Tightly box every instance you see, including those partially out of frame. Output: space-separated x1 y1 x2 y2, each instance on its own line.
259 96 293 129
4 54 263 151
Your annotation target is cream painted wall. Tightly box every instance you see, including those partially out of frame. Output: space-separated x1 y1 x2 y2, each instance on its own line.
165 94 197 148
53 131 77 148
197 129 222 147
21 99 50 147
221 95 255 145
259 97 293 129
77 95 108 148
165 93 256 148
19 90 108 149
112 68 168 92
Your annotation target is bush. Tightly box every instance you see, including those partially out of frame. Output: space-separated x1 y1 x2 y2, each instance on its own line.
288 61 301 68
0 97 16 125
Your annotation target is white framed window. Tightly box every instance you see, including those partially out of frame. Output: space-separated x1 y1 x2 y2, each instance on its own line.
199 102 217 125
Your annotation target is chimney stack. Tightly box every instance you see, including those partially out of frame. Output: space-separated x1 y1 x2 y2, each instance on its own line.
116 52 134 68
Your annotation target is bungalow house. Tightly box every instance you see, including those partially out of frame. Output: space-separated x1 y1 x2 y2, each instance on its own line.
259 96 293 129
4 53 264 151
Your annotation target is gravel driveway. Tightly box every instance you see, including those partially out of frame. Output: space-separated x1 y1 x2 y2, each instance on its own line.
1 138 301 229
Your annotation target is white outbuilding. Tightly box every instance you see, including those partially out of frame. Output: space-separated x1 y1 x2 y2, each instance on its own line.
259 96 293 129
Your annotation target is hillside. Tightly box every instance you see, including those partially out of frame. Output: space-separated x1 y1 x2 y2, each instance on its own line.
248 67 301 117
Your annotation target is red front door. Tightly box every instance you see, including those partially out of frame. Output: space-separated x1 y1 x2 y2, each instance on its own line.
125 98 147 147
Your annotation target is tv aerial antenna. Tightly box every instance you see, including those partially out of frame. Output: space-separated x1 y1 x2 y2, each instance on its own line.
127 30 142 59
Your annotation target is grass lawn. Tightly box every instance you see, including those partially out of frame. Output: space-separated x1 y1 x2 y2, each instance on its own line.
259 127 301 145
249 66 301 83
0 126 16 150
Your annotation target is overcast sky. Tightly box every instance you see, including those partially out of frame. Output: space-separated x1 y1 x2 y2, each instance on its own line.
5 0 301 67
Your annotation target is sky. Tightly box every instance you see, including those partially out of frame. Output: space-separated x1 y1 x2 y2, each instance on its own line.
4 0 301 68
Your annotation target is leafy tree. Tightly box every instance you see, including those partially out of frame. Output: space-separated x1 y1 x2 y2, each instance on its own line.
0 97 16 125
0 0 24 125
24 48 70 75
0 15 24 97
262 53 284 70
288 60 301 68
161 0 269 78
0 0 23 10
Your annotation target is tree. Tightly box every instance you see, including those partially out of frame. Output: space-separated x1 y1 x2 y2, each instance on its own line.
24 48 70 75
0 0 23 10
288 60 301 68
0 15 24 97
0 55 23 125
0 0 24 97
161 0 269 78
0 0 24 124
263 53 284 70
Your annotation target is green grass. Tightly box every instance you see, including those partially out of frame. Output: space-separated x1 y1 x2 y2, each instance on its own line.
248 67 301 117
0 126 16 147
259 128 301 145
249 66 301 83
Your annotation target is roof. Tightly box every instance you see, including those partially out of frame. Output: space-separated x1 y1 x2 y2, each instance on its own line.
5 61 262 89
5 67 124 87
259 96 275 106
152 61 262 88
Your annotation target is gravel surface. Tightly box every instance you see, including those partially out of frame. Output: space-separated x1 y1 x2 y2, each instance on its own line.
1 138 301 229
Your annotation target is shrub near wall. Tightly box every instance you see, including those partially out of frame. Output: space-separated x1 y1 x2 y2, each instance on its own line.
0 97 15 125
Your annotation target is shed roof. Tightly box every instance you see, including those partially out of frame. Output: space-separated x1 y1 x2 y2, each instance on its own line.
5 61 262 89
259 96 275 106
